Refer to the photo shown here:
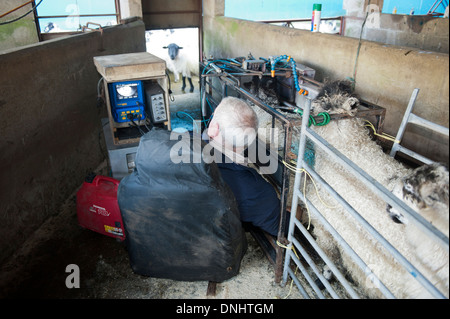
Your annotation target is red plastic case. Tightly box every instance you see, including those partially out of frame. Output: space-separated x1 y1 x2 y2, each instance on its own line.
76 175 125 241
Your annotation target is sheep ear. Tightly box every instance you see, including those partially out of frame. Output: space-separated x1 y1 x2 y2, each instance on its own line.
178 47 184 49
163 46 168 49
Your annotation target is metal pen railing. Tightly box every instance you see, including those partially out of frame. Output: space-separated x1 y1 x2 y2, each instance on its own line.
283 98 449 299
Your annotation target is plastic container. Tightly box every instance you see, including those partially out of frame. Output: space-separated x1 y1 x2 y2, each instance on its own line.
311 4 322 32
76 174 125 241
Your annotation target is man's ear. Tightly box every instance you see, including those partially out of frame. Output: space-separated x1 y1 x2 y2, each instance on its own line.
208 121 220 139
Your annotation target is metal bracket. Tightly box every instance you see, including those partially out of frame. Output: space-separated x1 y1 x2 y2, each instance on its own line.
81 22 104 34
82 22 104 51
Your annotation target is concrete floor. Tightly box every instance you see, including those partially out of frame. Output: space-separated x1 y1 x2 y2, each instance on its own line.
167 75 204 133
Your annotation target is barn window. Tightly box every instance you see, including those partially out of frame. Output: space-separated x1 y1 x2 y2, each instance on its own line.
35 0 119 39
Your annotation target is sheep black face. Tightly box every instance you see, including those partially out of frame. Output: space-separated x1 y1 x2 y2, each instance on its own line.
163 43 183 61
387 163 450 226
311 80 360 116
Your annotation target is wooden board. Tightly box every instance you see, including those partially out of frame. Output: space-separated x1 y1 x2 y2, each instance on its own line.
93 52 166 82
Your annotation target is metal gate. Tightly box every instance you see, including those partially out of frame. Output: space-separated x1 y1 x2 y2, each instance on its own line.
282 98 449 299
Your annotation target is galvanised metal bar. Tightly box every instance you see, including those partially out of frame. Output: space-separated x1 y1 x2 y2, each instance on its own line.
286 267 310 299
295 169 394 299
287 243 327 299
282 99 359 299
283 99 362 299
390 88 449 164
305 128 449 252
283 98 313 291
304 128 447 299
290 235 341 298
390 88 419 159
282 99 355 298
408 113 449 136
284 97 448 299
392 145 434 165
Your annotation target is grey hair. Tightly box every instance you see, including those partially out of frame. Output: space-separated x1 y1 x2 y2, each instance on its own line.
213 97 259 148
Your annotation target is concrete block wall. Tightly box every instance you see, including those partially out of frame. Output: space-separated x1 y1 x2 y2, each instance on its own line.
344 13 449 54
0 20 146 266
203 0 448 165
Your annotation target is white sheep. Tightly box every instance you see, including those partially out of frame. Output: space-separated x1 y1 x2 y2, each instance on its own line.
163 43 197 92
302 81 449 298
388 163 449 298
245 79 448 298
146 29 199 92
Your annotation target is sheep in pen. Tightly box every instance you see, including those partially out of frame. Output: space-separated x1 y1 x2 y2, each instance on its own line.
245 80 449 299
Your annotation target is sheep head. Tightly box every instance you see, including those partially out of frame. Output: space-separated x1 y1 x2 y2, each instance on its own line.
163 43 184 60
311 80 360 116
387 163 449 236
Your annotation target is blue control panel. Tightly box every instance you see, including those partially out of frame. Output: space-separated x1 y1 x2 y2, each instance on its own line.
109 80 146 123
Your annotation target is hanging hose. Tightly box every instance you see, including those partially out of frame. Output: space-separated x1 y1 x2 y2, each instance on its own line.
270 55 308 96
0 0 44 25
267 55 331 126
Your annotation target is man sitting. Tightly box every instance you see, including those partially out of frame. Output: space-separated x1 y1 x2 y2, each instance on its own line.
205 96 280 237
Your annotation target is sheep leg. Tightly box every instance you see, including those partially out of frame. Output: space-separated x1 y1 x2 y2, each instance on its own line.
182 76 186 92
188 77 194 93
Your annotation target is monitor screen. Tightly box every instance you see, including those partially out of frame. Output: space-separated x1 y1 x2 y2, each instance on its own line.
115 82 139 100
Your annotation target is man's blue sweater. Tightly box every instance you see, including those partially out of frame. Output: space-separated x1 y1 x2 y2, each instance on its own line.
217 157 280 237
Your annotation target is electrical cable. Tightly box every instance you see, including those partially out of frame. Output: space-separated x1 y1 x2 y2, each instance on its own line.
199 60 235 129
128 114 145 136
166 70 175 102
142 111 153 132
0 0 44 26
269 55 311 97
350 0 371 88
176 111 200 133
96 77 105 108
199 96 215 128
282 159 338 230
201 59 241 75
364 120 399 143
0 0 35 18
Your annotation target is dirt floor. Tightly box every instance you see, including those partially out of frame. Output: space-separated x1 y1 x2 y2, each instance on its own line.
0 74 304 301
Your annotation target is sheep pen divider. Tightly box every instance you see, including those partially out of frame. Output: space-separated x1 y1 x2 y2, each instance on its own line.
282 98 449 299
